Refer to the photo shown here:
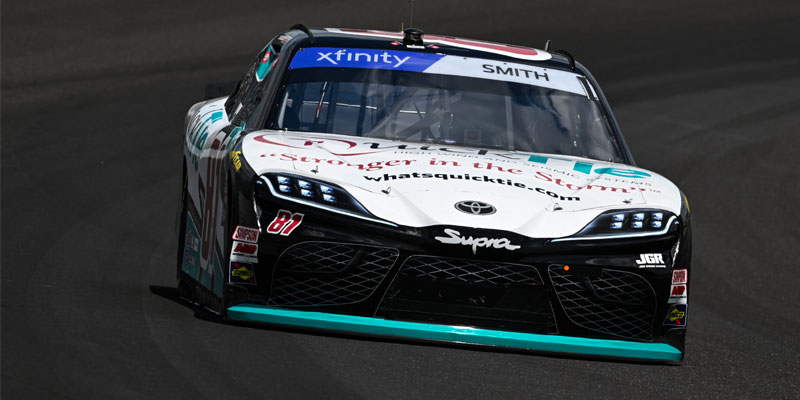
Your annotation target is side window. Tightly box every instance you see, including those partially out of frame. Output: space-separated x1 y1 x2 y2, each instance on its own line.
224 57 258 116
225 31 295 120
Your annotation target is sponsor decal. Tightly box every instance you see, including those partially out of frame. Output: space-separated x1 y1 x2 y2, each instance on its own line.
455 200 496 215
434 228 521 254
363 172 580 201
672 268 688 284
186 229 200 252
230 150 243 171
181 215 202 280
266 210 304 236
232 225 260 243
664 304 687 326
533 171 657 193
635 253 666 268
187 108 225 170
229 261 257 285
261 153 417 170
253 135 652 179
182 252 194 266
669 284 687 303
290 47 443 71
289 47 583 95
201 138 225 262
482 64 550 81
231 240 258 258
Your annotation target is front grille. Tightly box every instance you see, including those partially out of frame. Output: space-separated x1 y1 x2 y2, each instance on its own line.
378 256 557 334
269 242 398 306
548 266 655 341
401 256 544 285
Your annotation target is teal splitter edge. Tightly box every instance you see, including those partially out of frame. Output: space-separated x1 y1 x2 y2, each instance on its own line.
227 304 682 361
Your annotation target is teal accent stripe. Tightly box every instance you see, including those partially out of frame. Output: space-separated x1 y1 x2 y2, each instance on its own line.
227 305 682 361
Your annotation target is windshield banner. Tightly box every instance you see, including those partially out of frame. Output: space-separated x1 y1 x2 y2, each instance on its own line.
289 47 587 95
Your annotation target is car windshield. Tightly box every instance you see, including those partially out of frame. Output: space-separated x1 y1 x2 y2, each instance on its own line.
267 47 624 162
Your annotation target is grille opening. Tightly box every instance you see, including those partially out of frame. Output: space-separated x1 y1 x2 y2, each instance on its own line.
548 265 656 341
378 256 557 334
269 242 398 306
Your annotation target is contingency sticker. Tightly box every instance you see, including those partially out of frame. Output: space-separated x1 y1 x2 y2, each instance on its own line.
231 240 258 259
669 284 688 304
664 304 687 326
232 225 260 243
229 261 257 285
182 215 202 280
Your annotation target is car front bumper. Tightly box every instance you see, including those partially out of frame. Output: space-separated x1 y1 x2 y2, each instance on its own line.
227 304 683 361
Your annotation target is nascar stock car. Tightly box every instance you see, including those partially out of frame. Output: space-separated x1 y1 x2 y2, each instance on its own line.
177 25 692 362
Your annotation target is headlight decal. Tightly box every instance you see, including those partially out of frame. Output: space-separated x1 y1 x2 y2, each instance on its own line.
258 174 397 227
552 209 678 242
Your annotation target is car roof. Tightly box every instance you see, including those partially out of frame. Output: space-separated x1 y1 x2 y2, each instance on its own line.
286 27 576 72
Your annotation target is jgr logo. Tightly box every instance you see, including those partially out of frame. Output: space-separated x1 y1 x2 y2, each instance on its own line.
635 253 665 268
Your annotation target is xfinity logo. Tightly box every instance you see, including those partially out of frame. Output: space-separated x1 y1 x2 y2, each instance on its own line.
316 49 411 68
434 228 521 254
455 201 496 215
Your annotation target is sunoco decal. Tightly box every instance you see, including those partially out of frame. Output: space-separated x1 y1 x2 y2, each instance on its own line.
664 304 687 326
229 261 257 285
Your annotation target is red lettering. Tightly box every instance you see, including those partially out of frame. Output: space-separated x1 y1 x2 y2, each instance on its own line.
267 210 304 235
268 211 292 233
535 171 553 182
281 213 304 236
430 158 460 166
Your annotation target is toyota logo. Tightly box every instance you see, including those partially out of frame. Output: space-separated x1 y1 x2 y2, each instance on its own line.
455 201 496 215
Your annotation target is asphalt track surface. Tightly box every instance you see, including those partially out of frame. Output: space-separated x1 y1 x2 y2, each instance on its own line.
3 1 800 398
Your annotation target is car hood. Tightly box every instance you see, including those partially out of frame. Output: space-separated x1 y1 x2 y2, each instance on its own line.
241 130 682 238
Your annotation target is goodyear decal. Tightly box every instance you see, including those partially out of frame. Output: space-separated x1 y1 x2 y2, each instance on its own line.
230 150 243 171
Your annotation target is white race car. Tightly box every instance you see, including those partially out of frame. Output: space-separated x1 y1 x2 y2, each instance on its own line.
177 25 692 362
